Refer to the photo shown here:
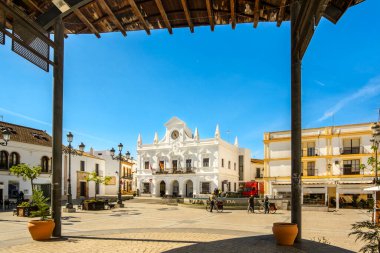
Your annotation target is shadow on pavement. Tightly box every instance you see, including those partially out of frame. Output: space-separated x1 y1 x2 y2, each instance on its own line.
163 235 354 253
64 235 202 244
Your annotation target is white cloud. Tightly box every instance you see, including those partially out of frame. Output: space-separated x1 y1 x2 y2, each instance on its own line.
317 76 380 122
315 80 326 86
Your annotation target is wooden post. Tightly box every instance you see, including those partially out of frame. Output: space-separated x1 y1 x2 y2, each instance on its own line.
52 16 64 237
291 0 302 242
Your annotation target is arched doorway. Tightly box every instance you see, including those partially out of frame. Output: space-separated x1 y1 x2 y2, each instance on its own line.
172 180 179 197
159 181 166 197
185 180 193 198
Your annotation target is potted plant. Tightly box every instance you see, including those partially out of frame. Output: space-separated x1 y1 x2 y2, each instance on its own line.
10 164 42 217
27 190 55 240
272 222 298 246
83 171 111 210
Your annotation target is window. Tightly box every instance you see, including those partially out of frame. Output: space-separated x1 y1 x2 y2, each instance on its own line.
256 168 261 178
234 182 236 192
228 161 231 169
143 183 150 193
144 161 150 170
234 163 236 170
159 161 164 171
307 162 316 176
203 158 209 167
80 161 85 171
172 160 178 170
95 164 99 175
186 159 191 169
201 182 210 194
239 155 244 181
307 142 316 156
80 182 86 197
343 160 360 175
342 139 360 154
0 150 8 170
221 159 224 167
41 156 50 173
9 152 20 167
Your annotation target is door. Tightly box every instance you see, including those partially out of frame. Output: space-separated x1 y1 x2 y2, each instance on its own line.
80 182 86 197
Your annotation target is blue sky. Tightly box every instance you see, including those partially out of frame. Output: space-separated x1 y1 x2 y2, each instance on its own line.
1 1 379 159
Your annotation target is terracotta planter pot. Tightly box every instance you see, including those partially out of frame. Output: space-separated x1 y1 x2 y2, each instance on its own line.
28 219 55 241
272 222 298 246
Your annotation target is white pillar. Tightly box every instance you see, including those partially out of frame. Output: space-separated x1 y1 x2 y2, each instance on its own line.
335 186 339 210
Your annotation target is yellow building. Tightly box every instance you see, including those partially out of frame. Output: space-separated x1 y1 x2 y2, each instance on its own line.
264 122 377 209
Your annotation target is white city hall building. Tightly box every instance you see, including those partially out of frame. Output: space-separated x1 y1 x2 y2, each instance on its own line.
264 122 376 209
136 117 251 197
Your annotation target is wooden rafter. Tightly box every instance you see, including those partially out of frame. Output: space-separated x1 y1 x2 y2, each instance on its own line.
73 8 101 38
276 0 286 27
180 0 194 33
127 0 151 35
98 0 126 36
154 0 172 34
253 0 259 28
205 0 214 31
230 0 236 29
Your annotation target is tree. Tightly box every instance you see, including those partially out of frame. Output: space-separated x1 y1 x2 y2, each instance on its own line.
349 220 380 253
9 164 42 194
85 171 111 201
30 190 50 220
360 144 380 183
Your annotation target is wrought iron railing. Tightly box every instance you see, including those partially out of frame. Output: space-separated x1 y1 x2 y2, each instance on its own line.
340 146 368 155
302 148 318 157
153 167 196 174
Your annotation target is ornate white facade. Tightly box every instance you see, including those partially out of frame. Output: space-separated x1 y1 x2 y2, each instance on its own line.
136 117 251 197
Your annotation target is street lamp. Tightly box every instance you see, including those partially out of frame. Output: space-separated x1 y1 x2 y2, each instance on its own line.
63 132 85 210
372 122 380 185
110 143 130 207
0 129 11 146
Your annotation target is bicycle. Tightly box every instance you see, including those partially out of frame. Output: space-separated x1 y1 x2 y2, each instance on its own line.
206 200 223 213
256 201 277 214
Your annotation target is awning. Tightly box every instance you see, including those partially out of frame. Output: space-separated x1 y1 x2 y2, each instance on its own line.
364 186 380 192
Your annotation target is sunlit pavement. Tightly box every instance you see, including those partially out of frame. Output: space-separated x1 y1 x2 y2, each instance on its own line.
0 200 369 252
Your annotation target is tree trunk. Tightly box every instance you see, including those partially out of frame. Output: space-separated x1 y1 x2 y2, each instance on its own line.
31 179 34 194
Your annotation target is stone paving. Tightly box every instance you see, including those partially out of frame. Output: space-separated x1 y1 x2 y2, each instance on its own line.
0 199 370 252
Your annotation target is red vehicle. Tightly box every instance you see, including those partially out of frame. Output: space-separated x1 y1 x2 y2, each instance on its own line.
241 181 264 197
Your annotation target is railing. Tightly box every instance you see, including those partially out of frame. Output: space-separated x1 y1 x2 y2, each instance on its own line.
302 148 318 157
122 174 133 179
306 169 318 176
340 146 368 155
153 167 197 174
341 167 361 175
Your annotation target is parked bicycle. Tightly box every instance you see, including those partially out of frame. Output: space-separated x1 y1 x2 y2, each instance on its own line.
206 199 224 213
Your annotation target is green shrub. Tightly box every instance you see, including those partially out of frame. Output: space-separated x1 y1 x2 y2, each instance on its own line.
18 201 31 207
30 190 50 220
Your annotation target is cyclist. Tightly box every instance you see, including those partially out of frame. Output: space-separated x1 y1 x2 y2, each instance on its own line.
248 194 255 213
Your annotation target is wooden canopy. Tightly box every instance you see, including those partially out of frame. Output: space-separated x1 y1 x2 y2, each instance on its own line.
2 0 363 38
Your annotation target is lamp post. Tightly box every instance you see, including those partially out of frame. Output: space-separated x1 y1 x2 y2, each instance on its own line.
0 129 11 146
63 132 85 211
110 143 130 207
372 122 380 185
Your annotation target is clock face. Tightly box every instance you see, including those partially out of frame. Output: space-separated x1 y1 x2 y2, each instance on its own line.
171 130 179 140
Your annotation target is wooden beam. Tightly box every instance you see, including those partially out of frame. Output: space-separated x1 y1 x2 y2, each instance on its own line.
276 0 286 27
154 0 172 34
73 8 101 38
127 0 151 35
180 0 194 33
253 0 259 28
230 0 236 29
98 0 126 36
205 0 214 31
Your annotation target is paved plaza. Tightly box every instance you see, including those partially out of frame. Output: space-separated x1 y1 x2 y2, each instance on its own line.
0 199 370 252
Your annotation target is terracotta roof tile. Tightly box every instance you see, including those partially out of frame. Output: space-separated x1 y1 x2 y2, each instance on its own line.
0 121 52 147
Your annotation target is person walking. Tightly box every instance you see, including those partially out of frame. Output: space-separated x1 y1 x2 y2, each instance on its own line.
209 193 216 212
248 194 255 213
264 196 270 214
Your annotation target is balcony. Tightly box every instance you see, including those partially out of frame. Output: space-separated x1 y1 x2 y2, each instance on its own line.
340 146 368 155
342 167 361 175
303 169 318 176
153 167 196 175
122 174 133 180
302 148 318 157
